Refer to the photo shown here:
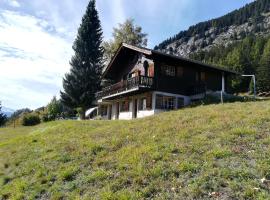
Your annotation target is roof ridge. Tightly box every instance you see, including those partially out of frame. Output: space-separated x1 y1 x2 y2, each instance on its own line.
102 43 238 78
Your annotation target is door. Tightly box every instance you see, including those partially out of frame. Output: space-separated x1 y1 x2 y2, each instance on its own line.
116 102 119 119
133 99 138 119
108 105 112 120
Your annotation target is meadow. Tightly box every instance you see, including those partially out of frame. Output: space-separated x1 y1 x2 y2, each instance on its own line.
1 100 270 199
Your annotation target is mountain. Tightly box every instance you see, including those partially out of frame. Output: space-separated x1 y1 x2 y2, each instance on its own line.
2 107 15 117
154 0 270 58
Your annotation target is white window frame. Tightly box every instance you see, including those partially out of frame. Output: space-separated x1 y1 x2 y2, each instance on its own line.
156 95 176 110
162 65 176 77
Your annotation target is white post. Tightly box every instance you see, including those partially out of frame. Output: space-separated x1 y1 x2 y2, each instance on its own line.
152 92 156 111
221 91 224 104
222 72 225 93
220 73 225 104
253 75 256 99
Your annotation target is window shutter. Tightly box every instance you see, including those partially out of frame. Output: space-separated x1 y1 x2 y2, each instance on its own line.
201 72 206 81
149 64 154 77
177 67 184 77
146 93 152 109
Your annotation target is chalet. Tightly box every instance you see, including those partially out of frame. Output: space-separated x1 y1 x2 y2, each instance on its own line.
95 43 238 120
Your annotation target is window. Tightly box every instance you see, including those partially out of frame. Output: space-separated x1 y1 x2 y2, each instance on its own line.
164 97 175 110
156 95 163 109
177 98 185 109
196 71 206 82
201 72 206 81
120 101 129 112
177 67 184 77
161 65 175 77
156 95 176 110
139 98 147 111
196 71 200 81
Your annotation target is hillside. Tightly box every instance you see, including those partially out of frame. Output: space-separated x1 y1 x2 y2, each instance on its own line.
1 101 270 199
154 0 270 57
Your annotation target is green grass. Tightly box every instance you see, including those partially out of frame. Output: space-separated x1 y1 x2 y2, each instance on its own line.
1 101 270 199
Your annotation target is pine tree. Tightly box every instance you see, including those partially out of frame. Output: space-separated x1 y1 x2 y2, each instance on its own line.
60 0 103 119
257 39 270 92
0 102 7 127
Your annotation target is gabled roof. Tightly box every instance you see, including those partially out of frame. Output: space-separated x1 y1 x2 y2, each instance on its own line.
102 43 239 78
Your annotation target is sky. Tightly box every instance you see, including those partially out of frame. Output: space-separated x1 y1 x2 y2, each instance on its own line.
0 0 254 110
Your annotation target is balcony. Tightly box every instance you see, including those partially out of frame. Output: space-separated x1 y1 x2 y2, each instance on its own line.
96 76 155 100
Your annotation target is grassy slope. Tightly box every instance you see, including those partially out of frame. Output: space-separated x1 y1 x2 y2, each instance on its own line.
1 101 270 199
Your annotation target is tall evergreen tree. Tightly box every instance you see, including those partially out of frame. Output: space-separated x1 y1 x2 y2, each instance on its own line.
0 102 7 127
257 39 270 92
60 0 103 119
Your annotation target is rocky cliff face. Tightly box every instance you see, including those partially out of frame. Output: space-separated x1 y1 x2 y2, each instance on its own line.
156 12 270 58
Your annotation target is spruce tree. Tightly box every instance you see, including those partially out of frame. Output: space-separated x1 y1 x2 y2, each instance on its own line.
257 39 270 93
60 0 103 119
0 102 7 127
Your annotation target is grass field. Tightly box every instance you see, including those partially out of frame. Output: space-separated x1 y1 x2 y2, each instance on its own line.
1 100 270 199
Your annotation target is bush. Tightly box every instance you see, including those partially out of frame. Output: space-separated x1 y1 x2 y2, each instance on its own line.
41 114 50 122
22 114 41 126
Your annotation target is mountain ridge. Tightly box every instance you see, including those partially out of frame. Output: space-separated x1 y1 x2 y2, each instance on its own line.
2 106 15 117
154 0 270 57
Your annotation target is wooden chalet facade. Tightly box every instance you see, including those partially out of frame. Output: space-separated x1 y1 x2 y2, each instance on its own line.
95 43 237 120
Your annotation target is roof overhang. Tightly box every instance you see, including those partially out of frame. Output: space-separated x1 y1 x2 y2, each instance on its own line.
102 43 239 79
102 43 152 79
151 49 239 75
85 107 98 117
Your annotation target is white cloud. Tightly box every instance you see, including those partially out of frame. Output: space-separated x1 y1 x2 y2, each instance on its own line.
5 0 20 8
0 10 72 109
111 0 126 24
0 0 254 110
26 0 87 40
96 0 126 40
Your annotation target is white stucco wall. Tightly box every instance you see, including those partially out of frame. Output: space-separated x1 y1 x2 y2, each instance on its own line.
111 103 117 120
99 91 192 120
137 110 155 118
119 112 133 120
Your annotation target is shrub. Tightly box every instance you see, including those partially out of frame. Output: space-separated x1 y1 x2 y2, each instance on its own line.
41 114 50 122
0 102 7 127
22 114 41 126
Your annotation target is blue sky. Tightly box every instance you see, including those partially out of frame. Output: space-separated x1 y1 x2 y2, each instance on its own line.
0 0 254 110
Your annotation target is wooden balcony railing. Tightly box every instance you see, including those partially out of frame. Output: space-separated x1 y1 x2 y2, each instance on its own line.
96 76 154 99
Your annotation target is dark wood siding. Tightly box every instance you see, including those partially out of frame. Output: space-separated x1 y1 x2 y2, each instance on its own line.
106 49 155 83
102 45 234 97
153 55 225 95
205 71 222 91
